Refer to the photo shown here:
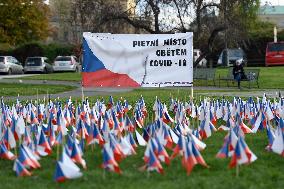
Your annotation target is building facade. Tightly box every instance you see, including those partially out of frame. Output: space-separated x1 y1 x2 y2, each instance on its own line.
258 5 284 30
48 0 139 44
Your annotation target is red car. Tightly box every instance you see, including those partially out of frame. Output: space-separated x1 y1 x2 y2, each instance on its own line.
265 42 284 66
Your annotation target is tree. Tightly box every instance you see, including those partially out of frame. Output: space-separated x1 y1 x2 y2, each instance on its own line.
54 0 263 67
69 0 139 34
0 0 50 45
191 0 262 67
95 0 217 67
105 0 187 34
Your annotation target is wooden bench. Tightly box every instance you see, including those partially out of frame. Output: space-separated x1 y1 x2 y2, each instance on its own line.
193 68 216 86
219 68 260 88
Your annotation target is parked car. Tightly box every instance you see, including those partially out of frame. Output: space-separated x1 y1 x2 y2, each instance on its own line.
193 49 207 67
0 56 24 74
53 56 80 72
24 57 53 74
265 42 284 66
217 48 247 67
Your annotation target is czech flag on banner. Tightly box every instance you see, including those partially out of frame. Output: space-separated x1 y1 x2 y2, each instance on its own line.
82 32 193 88
82 36 140 88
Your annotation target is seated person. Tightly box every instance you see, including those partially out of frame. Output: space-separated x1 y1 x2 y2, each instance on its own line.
233 59 245 89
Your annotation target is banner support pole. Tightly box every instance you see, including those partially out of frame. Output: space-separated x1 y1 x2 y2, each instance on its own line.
81 82 84 103
191 85 194 99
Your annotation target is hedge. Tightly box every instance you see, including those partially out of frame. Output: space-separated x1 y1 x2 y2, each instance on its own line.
0 42 79 64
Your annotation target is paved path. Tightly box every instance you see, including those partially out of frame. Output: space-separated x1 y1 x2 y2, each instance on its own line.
0 75 283 100
0 78 134 101
0 78 81 87
0 74 39 79
197 89 284 98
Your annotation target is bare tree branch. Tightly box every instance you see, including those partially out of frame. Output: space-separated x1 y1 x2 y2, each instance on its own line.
172 0 187 33
193 25 227 67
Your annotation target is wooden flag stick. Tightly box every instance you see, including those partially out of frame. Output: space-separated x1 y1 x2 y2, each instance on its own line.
103 168 106 179
193 117 196 130
56 144 60 160
91 142 94 152
81 85 84 103
19 134 22 146
47 90 49 103
236 164 240 177
36 89 39 107
14 144 17 157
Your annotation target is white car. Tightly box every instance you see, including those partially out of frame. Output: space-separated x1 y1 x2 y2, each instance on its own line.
53 56 80 72
24 57 54 73
217 48 247 67
0 56 24 74
194 49 207 67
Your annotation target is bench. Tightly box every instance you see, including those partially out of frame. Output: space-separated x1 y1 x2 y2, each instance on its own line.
193 68 216 86
219 67 260 88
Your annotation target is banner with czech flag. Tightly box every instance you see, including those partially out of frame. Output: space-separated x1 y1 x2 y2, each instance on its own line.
82 32 193 88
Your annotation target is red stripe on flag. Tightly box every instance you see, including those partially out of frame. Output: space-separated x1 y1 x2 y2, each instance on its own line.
82 69 140 87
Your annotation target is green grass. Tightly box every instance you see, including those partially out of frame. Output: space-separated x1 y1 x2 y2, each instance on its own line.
216 66 284 89
18 72 82 82
15 66 284 89
257 67 284 89
1 128 282 189
99 88 245 105
0 92 283 189
0 83 76 97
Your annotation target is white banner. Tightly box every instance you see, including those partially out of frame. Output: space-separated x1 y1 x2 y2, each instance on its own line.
82 32 193 87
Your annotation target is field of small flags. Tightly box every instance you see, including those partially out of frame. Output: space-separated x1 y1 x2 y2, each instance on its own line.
0 91 283 189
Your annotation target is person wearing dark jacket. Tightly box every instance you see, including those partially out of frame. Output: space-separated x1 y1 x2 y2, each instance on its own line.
233 59 245 89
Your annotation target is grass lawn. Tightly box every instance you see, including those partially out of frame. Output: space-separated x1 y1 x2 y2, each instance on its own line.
0 92 283 189
1 132 283 189
18 72 82 82
0 83 76 97
216 66 284 89
15 66 284 89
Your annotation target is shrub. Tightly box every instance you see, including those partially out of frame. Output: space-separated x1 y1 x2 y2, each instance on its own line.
0 42 77 64
43 43 76 63
12 42 44 63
